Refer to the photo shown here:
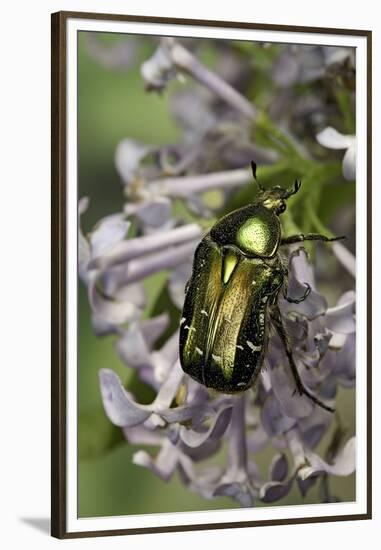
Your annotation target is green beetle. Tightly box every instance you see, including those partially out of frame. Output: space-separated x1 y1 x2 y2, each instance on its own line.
179 162 343 412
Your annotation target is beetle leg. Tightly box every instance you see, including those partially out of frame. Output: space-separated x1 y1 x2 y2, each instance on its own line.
280 233 345 246
280 253 311 304
270 306 335 413
284 282 311 304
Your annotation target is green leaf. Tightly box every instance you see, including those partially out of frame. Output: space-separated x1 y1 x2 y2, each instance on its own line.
78 406 125 461
334 89 355 134
149 284 182 349
125 372 156 404
78 376 156 461
319 182 355 225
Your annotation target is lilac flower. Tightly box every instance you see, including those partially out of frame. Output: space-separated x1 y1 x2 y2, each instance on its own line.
141 39 179 92
142 38 255 119
272 45 354 87
316 126 356 181
115 139 156 189
332 242 356 278
114 134 276 222
79 197 202 326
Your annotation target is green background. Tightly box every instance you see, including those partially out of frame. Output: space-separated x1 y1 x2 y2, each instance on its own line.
77 32 355 518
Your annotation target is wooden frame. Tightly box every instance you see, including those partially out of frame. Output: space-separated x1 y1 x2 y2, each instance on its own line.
51 10 372 539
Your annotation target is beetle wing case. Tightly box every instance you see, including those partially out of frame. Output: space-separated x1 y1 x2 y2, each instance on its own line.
179 234 283 393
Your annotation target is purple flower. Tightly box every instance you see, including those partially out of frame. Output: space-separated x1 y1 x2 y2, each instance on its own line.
316 127 356 181
79 197 202 326
272 45 354 87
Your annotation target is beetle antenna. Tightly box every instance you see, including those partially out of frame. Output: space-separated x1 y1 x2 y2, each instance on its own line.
251 161 264 192
285 179 302 198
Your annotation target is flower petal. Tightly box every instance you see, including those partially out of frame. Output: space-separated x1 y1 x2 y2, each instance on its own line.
298 406 333 449
284 314 309 343
88 272 140 325
91 314 116 337
123 425 164 446
90 214 130 260
115 321 153 369
299 437 356 479
332 242 356 278
151 360 184 410
213 482 254 507
179 404 233 448
133 440 178 481
89 223 201 272
342 144 356 181
285 428 308 473
297 475 318 497
123 240 199 285
140 313 170 348
332 333 356 385
316 127 354 150
259 477 293 503
135 197 172 229
303 424 329 449
170 87 216 141
314 331 332 357
270 363 314 419
325 291 355 334
168 261 192 309
270 453 289 482
116 314 170 371
160 402 215 426
247 423 269 454
99 369 151 427
178 453 223 495
105 278 146 305
261 394 296 437
115 138 154 185
141 41 177 92
181 438 222 462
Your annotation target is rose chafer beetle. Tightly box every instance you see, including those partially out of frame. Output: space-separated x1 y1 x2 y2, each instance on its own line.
179 162 343 413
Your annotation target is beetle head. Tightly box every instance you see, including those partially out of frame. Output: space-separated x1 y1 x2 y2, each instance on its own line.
251 161 301 215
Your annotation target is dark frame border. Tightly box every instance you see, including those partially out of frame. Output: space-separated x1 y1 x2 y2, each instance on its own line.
51 10 372 539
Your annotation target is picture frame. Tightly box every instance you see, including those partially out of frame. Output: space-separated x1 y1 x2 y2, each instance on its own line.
51 10 372 539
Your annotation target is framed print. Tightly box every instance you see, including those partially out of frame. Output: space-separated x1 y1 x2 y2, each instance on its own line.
51 11 372 539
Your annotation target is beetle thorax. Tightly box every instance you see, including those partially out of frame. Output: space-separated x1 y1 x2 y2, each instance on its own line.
210 204 281 259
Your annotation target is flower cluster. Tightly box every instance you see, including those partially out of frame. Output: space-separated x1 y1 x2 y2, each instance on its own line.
80 35 356 507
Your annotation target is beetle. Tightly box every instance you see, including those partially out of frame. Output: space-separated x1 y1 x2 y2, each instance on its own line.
179 162 343 413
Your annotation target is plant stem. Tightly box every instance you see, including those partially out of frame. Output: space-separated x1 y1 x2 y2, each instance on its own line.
148 167 252 197
307 201 335 239
165 38 256 120
228 395 248 474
